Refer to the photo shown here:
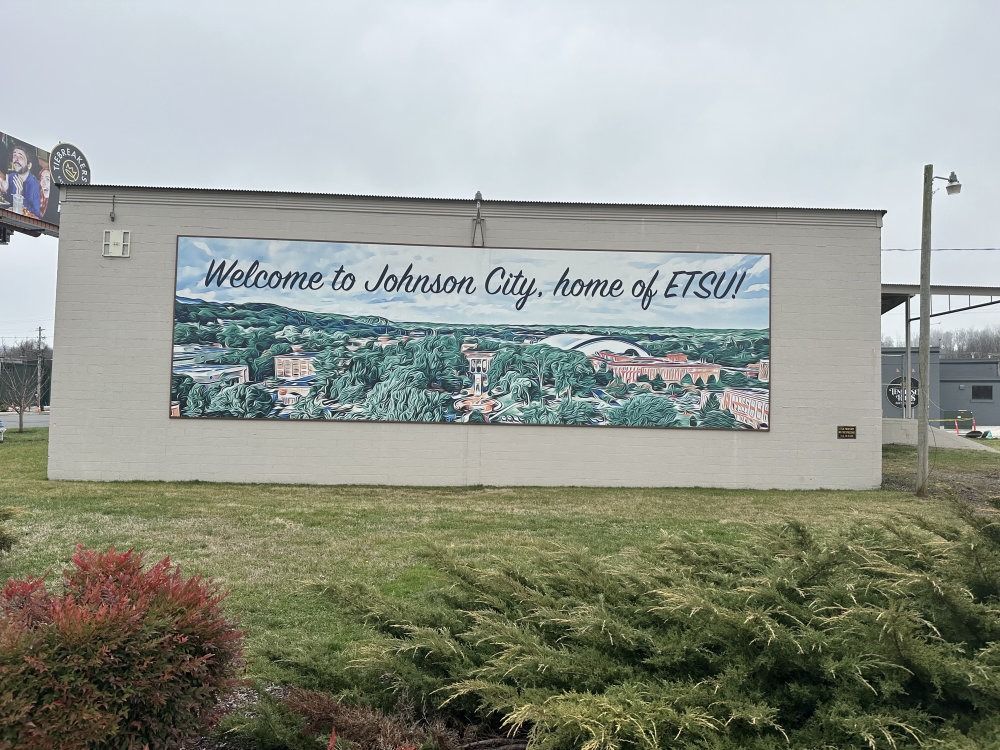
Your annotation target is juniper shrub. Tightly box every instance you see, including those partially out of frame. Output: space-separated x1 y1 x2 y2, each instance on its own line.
321 514 1000 750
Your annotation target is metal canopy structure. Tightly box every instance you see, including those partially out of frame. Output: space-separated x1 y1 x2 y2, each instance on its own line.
882 283 1000 318
881 283 1000 421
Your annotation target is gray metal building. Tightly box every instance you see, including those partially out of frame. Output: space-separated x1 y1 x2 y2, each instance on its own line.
881 348 1000 427
939 359 1000 426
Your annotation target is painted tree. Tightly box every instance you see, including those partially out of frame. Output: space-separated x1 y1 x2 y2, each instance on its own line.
551 351 597 398
697 391 740 429
221 322 248 348
406 334 465 386
173 323 201 344
699 408 739 429
346 349 385 389
490 370 521 396
310 347 351 400
207 383 274 418
520 403 558 425
553 397 598 425
251 354 276 380
276 325 303 344
674 390 703 414
170 374 196 410
244 328 276 353
509 376 537 406
337 382 367 405
607 393 680 427
362 375 448 422
519 344 562 396
485 346 524 385
183 384 211 417
594 364 614 387
721 370 750 388
290 396 326 420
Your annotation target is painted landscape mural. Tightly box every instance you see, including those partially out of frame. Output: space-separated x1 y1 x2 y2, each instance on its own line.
171 238 770 429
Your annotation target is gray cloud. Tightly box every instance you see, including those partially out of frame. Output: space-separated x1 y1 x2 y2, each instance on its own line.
3 1 997 344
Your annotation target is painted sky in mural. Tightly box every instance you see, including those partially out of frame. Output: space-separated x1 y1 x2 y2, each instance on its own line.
172 238 771 429
175 238 769 329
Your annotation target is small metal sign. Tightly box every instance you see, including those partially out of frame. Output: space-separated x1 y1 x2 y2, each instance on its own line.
837 425 857 440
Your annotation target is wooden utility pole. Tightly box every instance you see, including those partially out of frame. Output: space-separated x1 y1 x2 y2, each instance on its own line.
36 327 43 413
916 165 961 496
916 165 933 496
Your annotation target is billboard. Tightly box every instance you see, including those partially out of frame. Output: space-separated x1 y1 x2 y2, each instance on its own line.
171 237 771 430
0 131 60 226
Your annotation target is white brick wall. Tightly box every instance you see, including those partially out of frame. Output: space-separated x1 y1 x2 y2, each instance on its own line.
48 187 884 489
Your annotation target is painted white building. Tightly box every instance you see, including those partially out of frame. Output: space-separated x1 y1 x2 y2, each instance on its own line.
49 186 883 489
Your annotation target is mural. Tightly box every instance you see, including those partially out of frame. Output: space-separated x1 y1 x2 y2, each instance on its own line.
171 238 770 429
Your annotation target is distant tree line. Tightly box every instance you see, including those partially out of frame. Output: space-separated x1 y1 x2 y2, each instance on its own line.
883 325 1000 359
0 338 52 363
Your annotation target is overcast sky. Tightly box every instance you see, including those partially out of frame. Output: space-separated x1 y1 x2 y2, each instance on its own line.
3 1 998 347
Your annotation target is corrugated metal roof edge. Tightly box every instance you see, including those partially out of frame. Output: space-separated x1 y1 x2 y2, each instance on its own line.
61 183 886 214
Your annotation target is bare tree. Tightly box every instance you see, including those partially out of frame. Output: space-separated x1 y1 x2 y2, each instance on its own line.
0 361 49 432
929 325 1000 359
0 336 52 432
0 338 52 362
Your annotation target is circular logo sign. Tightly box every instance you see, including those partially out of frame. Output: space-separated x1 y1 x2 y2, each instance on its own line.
886 376 918 409
50 142 91 185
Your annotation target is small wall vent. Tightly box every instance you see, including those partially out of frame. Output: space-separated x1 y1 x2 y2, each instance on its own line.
102 230 131 258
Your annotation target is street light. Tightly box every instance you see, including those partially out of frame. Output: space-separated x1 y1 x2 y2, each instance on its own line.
916 165 961 496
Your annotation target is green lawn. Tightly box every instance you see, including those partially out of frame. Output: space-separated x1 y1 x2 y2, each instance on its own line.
2 428 997 688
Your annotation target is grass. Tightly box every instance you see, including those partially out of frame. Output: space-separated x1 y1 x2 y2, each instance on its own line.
2 428 998 689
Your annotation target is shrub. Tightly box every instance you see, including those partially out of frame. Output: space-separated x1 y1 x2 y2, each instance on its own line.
223 687 455 750
0 506 16 555
324 514 1000 749
0 546 246 749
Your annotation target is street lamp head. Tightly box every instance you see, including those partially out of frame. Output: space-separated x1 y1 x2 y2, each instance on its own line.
945 171 962 195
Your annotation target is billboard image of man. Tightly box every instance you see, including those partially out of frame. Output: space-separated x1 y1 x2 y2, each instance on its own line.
0 144 41 218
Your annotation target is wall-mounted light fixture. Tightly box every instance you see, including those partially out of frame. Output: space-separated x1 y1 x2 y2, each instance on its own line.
471 191 486 247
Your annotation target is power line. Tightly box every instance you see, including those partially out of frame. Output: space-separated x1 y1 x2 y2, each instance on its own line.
882 247 1000 253
0 334 52 343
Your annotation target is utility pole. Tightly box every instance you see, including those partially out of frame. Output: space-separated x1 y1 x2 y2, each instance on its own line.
916 166 933 496
915 165 961 496
36 327 43 413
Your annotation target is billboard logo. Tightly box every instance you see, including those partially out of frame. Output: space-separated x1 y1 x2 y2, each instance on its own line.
50 143 91 186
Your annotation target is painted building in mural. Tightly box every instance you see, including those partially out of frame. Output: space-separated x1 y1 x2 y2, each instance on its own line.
49 186 884 489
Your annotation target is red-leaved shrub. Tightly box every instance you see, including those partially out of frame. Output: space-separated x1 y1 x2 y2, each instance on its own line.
0 546 246 749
